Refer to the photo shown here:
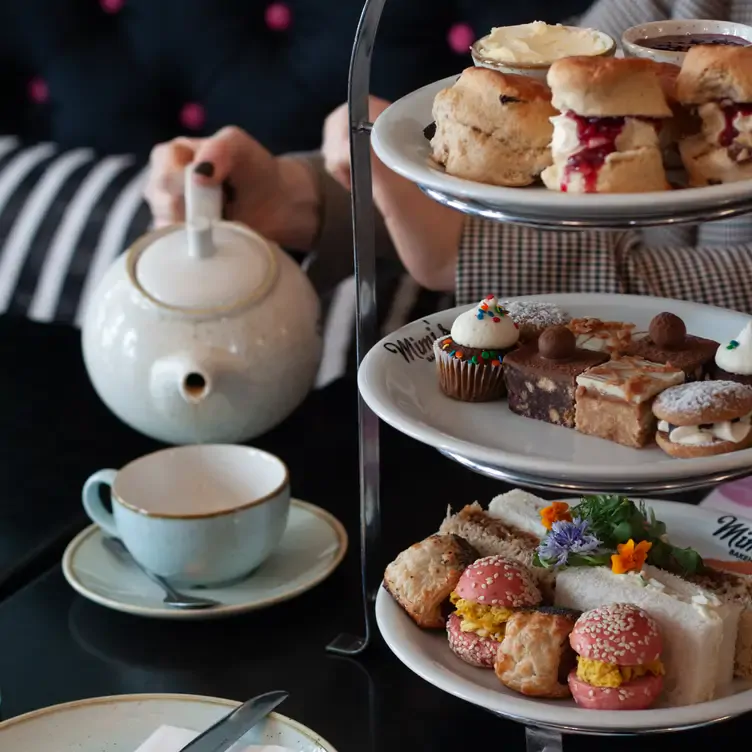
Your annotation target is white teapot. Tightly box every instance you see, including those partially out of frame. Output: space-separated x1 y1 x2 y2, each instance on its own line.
82 165 322 445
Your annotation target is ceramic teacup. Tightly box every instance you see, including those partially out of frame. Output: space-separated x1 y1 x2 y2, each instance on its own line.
622 19 752 66
82 444 290 586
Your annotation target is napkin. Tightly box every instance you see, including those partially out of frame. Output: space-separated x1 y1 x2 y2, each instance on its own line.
134 724 292 752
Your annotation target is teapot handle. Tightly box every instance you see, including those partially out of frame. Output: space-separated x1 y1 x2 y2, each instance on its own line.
184 164 222 258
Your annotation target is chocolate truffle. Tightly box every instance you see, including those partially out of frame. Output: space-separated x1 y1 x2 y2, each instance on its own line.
539 326 576 360
649 312 686 350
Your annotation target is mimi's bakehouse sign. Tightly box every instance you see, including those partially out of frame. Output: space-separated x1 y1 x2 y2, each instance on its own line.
714 515 752 562
383 320 451 364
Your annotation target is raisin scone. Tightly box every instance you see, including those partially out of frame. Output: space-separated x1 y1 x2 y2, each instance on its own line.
430 67 555 187
383 534 479 629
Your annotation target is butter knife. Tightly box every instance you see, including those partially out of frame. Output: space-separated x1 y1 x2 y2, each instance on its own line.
179 690 289 752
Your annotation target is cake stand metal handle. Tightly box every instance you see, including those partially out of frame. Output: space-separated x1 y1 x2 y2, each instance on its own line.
525 726 564 752
326 0 386 657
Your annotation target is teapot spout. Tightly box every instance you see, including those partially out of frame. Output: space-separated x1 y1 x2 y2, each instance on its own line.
151 352 213 407
180 368 212 403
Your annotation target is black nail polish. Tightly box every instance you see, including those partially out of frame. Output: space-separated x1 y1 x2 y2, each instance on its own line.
223 180 236 203
195 161 214 178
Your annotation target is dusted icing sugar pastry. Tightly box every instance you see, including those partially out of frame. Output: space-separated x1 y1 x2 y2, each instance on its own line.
434 295 520 402
574 355 685 448
500 300 570 343
653 380 752 458
625 312 718 381
711 322 752 386
503 325 609 428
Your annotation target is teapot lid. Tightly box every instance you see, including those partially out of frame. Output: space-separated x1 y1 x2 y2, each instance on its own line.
131 166 277 312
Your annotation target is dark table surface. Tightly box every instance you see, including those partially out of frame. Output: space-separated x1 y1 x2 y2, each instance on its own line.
0 315 746 751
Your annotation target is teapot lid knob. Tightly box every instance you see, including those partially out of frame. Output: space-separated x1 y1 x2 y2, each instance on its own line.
184 163 222 228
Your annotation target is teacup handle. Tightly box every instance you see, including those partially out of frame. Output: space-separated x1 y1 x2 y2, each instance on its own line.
82 469 119 537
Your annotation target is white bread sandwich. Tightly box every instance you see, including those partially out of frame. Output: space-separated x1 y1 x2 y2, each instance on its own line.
541 56 672 193
554 564 741 707
677 45 752 186
439 490 554 595
430 67 556 186
691 563 752 679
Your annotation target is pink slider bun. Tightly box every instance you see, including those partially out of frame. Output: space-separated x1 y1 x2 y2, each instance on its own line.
568 672 664 711
454 555 542 608
570 603 663 665
568 603 664 711
446 612 499 668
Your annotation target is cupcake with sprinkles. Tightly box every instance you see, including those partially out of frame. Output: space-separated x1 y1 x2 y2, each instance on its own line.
500 299 570 344
434 295 520 401
711 321 752 386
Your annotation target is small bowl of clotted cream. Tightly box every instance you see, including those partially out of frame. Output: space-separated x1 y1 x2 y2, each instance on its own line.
471 21 616 80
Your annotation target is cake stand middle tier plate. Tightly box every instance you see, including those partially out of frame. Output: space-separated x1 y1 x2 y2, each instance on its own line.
357 293 752 486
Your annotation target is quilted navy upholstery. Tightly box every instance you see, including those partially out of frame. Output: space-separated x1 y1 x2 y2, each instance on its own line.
0 0 591 156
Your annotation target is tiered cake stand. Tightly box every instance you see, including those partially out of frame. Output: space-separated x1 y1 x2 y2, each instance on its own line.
326 2 752 749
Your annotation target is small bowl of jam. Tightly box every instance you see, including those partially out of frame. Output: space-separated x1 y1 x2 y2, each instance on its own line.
622 19 752 65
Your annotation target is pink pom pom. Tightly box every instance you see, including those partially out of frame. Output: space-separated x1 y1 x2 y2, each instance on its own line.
180 102 206 131
265 3 292 32
100 0 124 13
28 77 49 104
447 22 474 55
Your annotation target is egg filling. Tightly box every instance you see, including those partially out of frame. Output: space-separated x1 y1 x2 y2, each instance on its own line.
450 592 514 641
575 657 664 688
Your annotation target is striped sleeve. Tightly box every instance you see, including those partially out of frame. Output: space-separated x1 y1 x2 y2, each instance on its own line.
456 216 752 314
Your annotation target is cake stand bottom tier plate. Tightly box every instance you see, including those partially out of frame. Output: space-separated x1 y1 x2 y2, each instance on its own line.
358 293 752 487
375 500 752 734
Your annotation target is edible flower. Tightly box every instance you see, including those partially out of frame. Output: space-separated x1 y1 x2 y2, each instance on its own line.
540 501 572 531
611 539 652 575
535 518 603 568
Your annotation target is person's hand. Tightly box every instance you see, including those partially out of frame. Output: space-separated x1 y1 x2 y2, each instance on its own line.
322 96 393 191
144 126 320 250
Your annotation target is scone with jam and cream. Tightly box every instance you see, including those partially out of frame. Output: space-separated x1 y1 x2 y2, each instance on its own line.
677 45 752 186
542 57 672 193
434 295 520 402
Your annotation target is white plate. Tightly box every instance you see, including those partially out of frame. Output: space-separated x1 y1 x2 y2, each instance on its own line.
0 693 337 751
371 75 752 224
62 499 347 619
358 293 752 483
376 499 752 732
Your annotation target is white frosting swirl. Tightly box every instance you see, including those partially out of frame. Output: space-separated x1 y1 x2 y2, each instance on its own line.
716 322 752 375
658 414 752 446
450 296 520 350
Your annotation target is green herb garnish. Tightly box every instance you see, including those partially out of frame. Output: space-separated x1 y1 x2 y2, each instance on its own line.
571 495 705 576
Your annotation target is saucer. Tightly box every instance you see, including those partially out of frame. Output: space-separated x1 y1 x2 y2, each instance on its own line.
62 499 347 620
0 693 338 750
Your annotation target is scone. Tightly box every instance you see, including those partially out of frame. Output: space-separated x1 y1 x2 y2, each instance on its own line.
430 67 556 186
541 56 672 193
383 534 479 628
677 45 752 186
495 606 580 699
653 380 752 458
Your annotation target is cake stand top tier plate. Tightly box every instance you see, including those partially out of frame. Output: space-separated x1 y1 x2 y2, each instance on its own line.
357 293 752 486
371 75 752 229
